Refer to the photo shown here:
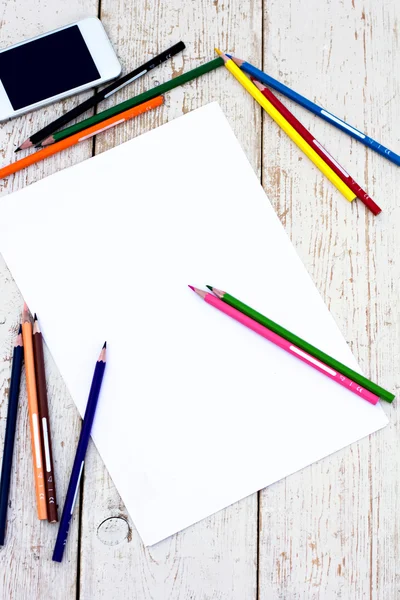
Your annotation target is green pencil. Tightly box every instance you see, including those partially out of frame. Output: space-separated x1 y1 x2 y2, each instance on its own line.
40 57 224 147
207 285 395 403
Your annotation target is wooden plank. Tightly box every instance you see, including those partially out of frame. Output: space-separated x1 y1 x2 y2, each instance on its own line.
0 2 98 598
79 1 262 598
259 1 400 598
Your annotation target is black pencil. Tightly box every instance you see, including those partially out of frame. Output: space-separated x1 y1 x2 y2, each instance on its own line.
0 326 23 545
16 41 185 151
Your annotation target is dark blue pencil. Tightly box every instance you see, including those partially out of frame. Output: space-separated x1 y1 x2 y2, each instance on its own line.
52 342 107 563
0 326 23 545
228 55 400 167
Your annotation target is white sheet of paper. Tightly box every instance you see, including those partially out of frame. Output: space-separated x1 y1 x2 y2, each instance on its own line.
0 102 388 545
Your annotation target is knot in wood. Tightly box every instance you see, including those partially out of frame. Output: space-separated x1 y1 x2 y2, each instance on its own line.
97 516 130 546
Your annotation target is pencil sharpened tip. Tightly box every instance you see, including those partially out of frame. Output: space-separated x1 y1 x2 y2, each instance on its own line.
34 313 38 321
18 324 22 334
40 137 52 147
17 140 33 151
208 286 224 299
229 55 244 67
188 286 207 299
206 285 213 291
14 147 21 153
102 341 107 349
23 302 28 312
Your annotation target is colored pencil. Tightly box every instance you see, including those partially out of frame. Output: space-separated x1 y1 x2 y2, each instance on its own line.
206 286 395 403
252 78 382 216
0 326 23 545
32 314 58 523
21 304 47 520
228 55 400 167
39 57 224 146
53 342 107 563
15 41 185 151
0 96 163 180
215 49 356 203
189 287 379 405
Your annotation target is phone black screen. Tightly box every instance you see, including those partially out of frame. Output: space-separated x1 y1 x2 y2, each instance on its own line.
0 25 101 110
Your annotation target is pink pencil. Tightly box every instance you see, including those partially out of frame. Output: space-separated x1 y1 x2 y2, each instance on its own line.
189 286 379 405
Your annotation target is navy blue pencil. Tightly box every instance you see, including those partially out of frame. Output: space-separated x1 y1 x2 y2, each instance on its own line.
0 326 23 545
228 55 400 167
53 342 106 563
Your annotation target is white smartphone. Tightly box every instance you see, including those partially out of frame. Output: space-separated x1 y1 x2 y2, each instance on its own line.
0 17 121 121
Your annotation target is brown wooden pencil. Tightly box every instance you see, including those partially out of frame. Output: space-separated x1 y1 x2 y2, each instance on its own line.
21 304 47 520
33 314 58 523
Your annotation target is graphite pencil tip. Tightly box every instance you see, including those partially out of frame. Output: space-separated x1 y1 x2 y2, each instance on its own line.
14 147 21 153
34 313 38 321
102 341 107 349
18 324 22 334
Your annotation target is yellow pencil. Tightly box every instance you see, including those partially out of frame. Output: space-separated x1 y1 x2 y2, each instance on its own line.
215 49 356 203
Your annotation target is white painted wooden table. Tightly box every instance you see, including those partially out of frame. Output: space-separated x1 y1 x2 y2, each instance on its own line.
0 1 399 598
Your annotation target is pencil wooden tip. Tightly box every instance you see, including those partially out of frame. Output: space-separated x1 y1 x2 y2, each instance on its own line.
208 286 225 298
22 302 32 324
230 56 244 66
189 286 207 299
251 77 265 91
33 317 40 334
99 343 107 362
17 140 33 151
215 48 229 63
16 324 23 346
40 137 53 147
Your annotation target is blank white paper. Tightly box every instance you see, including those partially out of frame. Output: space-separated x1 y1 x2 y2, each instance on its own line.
0 103 388 545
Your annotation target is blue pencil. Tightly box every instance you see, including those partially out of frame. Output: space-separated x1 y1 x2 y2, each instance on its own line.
228 55 400 167
0 326 23 545
52 342 107 563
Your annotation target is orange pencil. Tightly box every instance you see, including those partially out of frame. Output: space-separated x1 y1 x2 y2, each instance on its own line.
0 95 164 180
21 304 47 520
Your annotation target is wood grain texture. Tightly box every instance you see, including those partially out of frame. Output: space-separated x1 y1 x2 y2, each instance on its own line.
0 1 399 599
259 1 400 599
0 2 97 599
79 1 261 598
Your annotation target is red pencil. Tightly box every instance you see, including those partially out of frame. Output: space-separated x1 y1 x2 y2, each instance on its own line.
252 78 381 216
